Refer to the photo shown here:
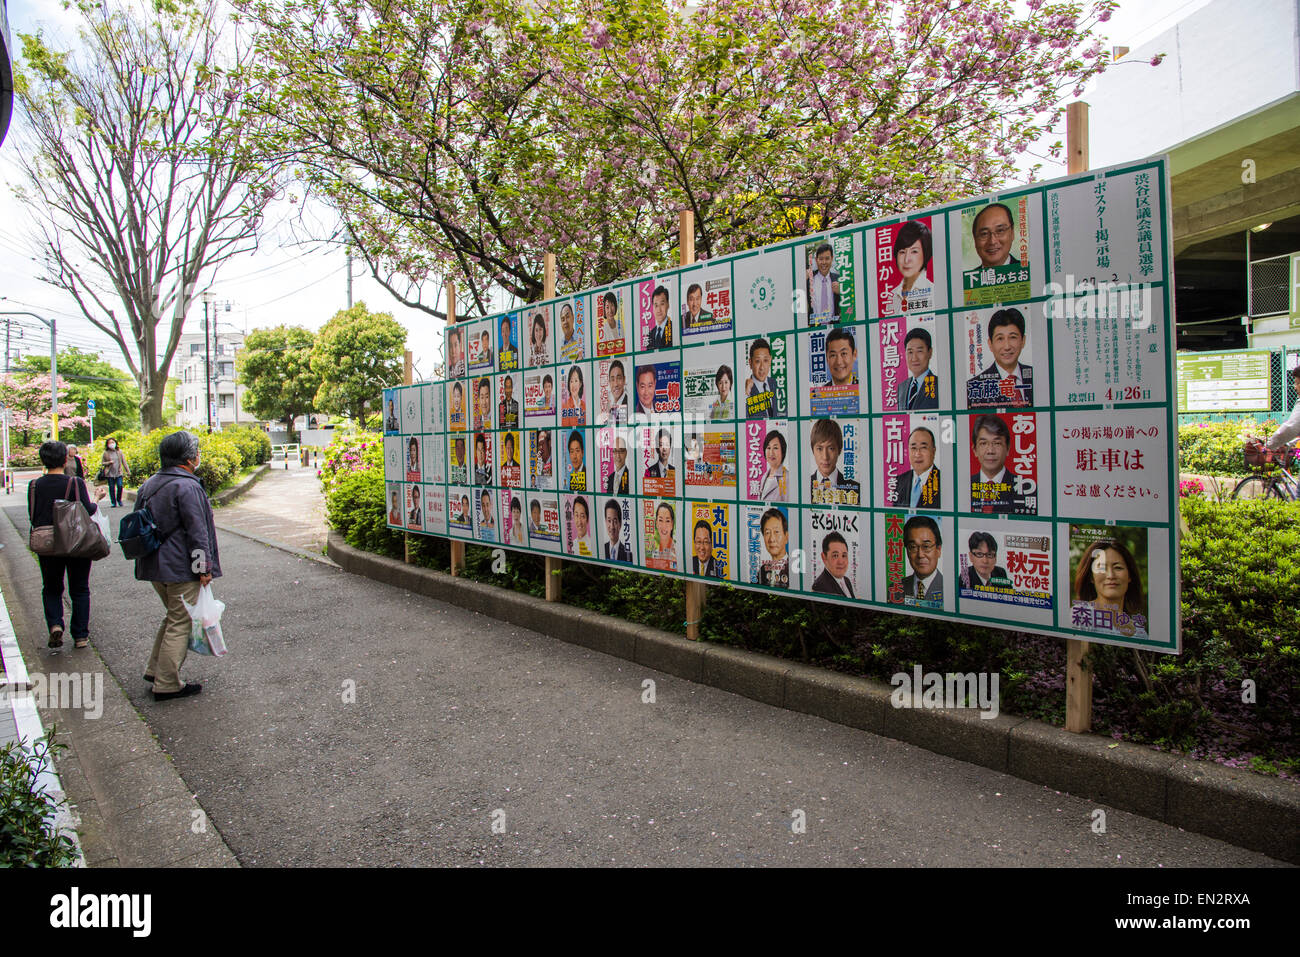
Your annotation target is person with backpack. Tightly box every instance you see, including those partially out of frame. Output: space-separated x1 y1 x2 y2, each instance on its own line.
28 441 109 648
131 431 221 701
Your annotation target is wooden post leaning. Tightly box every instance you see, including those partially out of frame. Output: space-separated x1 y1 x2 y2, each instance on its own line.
543 252 563 601
679 210 707 641
447 279 466 577
403 349 414 565
1064 99 1093 733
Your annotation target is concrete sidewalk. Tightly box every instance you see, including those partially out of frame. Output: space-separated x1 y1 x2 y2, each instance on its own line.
211 458 329 557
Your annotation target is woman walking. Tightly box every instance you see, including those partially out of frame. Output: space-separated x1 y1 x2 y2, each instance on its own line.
28 440 108 649
100 437 130 507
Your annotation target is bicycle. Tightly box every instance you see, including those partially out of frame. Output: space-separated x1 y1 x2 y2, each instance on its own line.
1232 439 1300 500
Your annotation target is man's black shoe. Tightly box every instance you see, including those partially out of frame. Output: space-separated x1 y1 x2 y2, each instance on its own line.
143 674 155 683
153 682 201 701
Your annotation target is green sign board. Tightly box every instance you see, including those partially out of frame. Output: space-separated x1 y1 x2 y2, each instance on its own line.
1290 252 1300 329
1176 350 1271 413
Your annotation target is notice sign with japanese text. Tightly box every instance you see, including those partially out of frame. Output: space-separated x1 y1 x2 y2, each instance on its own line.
391 155 1180 653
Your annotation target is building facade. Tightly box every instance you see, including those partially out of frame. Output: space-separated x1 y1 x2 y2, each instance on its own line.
174 331 255 429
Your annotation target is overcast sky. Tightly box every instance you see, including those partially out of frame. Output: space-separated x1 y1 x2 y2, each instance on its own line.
0 0 1212 387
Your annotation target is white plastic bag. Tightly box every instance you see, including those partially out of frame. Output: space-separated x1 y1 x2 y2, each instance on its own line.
182 584 227 657
90 509 111 549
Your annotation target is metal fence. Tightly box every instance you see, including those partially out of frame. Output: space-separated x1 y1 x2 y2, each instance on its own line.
1176 346 1297 425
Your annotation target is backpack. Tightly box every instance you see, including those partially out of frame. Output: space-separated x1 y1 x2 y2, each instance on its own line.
118 473 200 560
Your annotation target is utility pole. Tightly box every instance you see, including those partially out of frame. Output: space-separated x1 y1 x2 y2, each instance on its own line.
345 227 354 308
0 311 57 437
202 289 214 430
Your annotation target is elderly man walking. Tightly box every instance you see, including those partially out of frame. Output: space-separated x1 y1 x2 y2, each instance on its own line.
134 431 222 701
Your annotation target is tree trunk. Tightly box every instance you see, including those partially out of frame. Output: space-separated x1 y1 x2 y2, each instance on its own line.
139 374 166 433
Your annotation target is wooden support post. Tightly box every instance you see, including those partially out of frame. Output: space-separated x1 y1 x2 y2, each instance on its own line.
1065 100 1093 733
446 279 465 577
403 349 414 565
678 210 708 640
542 252 563 602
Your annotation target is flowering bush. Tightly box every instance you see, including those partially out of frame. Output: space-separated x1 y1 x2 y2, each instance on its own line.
319 431 383 499
1178 477 1204 498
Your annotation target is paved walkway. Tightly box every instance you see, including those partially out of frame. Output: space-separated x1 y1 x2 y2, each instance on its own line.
214 458 330 556
0 478 1285 866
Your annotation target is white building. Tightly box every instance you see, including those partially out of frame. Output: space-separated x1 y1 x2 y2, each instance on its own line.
174 331 255 429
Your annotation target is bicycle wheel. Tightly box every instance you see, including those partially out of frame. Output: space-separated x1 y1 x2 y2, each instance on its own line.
1231 475 1272 500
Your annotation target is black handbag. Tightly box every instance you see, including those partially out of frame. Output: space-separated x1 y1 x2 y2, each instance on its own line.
51 475 111 561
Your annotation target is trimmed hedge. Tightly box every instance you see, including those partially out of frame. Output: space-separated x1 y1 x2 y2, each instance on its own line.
1178 417 1292 476
323 437 1300 779
86 426 271 496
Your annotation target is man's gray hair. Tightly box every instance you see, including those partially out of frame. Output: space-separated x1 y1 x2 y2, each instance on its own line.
159 430 200 468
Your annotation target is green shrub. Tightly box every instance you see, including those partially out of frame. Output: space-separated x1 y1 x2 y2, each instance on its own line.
0 734 78 867
89 427 251 494
221 426 272 468
326 466 406 557
1178 418 1282 476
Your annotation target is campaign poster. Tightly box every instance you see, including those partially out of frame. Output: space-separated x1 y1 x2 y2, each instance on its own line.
1055 409 1169 523
877 413 943 510
805 508 864 601
497 371 522 430
448 380 467 432
383 436 403 482
873 217 938 317
558 296 587 363
684 427 737 491
385 481 404 529
400 387 421 436
423 484 448 537
597 425 634 496
964 411 1049 516
382 388 400 435
633 359 682 418
682 342 736 422
638 423 681 499
960 304 1040 409
525 305 553 368
956 521 1054 625
471 375 494 431
563 492 596 558
596 356 632 425
804 417 862 507
880 512 949 611
498 312 521 372
472 430 494 486
501 492 528 548
742 418 792 503
594 286 628 357
875 313 943 413
403 435 422 483
559 361 590 428
641 497 682 573
423 434 446 485
562 427 591 493
405 482 424 531
803 233 856 326
448 433 469 486
423 381 445 435
688 502 732 580
445 326 467 380
740 504 796 589
526 492 562 551
805 327 861 417
958 196 1033 306
527 429 555 490
638 276 677 351
524 368 557 426
680 263 733 340
741 334 789 419
474 488 498 543
448 487 473 535
732 246 794 335
1067 524 1150 641
598 495 636 565
499 431 523 488
467 319 495 375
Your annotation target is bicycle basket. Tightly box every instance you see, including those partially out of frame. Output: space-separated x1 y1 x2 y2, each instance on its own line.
1243 441 1270 468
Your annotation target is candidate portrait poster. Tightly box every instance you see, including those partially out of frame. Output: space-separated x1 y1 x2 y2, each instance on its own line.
528 429 555 490
448 435 469 486
957 196 1033 306
563 492 596 558
598 495 636 565
445 326 467 379
557 296 587 363
471 375 493 431
872 217 940 317
596 356 631 425
638 276 677 351
680 263 733 340
805 508 864 601
526 492 562 551
497 371 522 430
874 313 943 413
472 430 495 486
474 488 497 543
682 343 736 422
805 326 862 417
742 418 793 503
956 520 1054 628
688 502 732 580
642 497 681 573
804 417 862 507
633 359 682 419
638 423 681 499
740 504 796 589
803 233 856 326
467 318 494 375
405 482 424 531
403 435 422 483
447 486 473 534
525 305 553 368
876 413 944 510
499 431 523 488
382 388 400 435
1067 524 1150 642
524 368 557 425
964 411 1048 516
879 512 952 612
562 427 591 493
497 312 521 372
740 334 789 419
384 481 404 528
594 286 627 358
959 304 1041 410
560 361 590 428
597 425 634 496
448 380 468 432
501 492 528 548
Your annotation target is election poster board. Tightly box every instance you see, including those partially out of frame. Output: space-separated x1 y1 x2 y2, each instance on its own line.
392 156 1181 653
